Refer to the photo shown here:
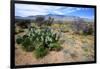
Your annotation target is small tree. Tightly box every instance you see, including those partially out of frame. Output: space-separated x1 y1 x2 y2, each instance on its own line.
46 16 54 26
35 16 45 26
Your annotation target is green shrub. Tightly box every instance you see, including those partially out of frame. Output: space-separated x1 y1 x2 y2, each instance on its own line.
16 36 23 44
16 27 61 58
34 47 48 58
49 43 62 51
83 26 93 35
22 37 34 51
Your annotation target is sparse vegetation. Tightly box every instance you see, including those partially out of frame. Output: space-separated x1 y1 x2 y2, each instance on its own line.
15 15 94 65
72 22 94 35
16 20 31 28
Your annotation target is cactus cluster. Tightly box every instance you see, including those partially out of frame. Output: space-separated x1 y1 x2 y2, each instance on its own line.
16 27 61 58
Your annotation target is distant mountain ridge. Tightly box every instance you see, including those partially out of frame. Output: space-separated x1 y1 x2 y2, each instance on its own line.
15 14 94 23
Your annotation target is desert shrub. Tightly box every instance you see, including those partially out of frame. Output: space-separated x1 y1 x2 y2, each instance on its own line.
16 27 61 58
72 21 94 35
21 37 34 51
34 47 48 58
49 43 62 51
82 24 94 35
16 20 31 29
16 36 23 44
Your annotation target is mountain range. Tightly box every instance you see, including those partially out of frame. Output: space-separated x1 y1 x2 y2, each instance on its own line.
15 14 94 23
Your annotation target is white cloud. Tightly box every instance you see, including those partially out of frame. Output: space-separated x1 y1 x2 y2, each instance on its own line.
53 11 64 15
15 4 64 16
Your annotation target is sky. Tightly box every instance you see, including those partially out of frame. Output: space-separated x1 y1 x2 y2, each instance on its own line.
15 4 95 19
